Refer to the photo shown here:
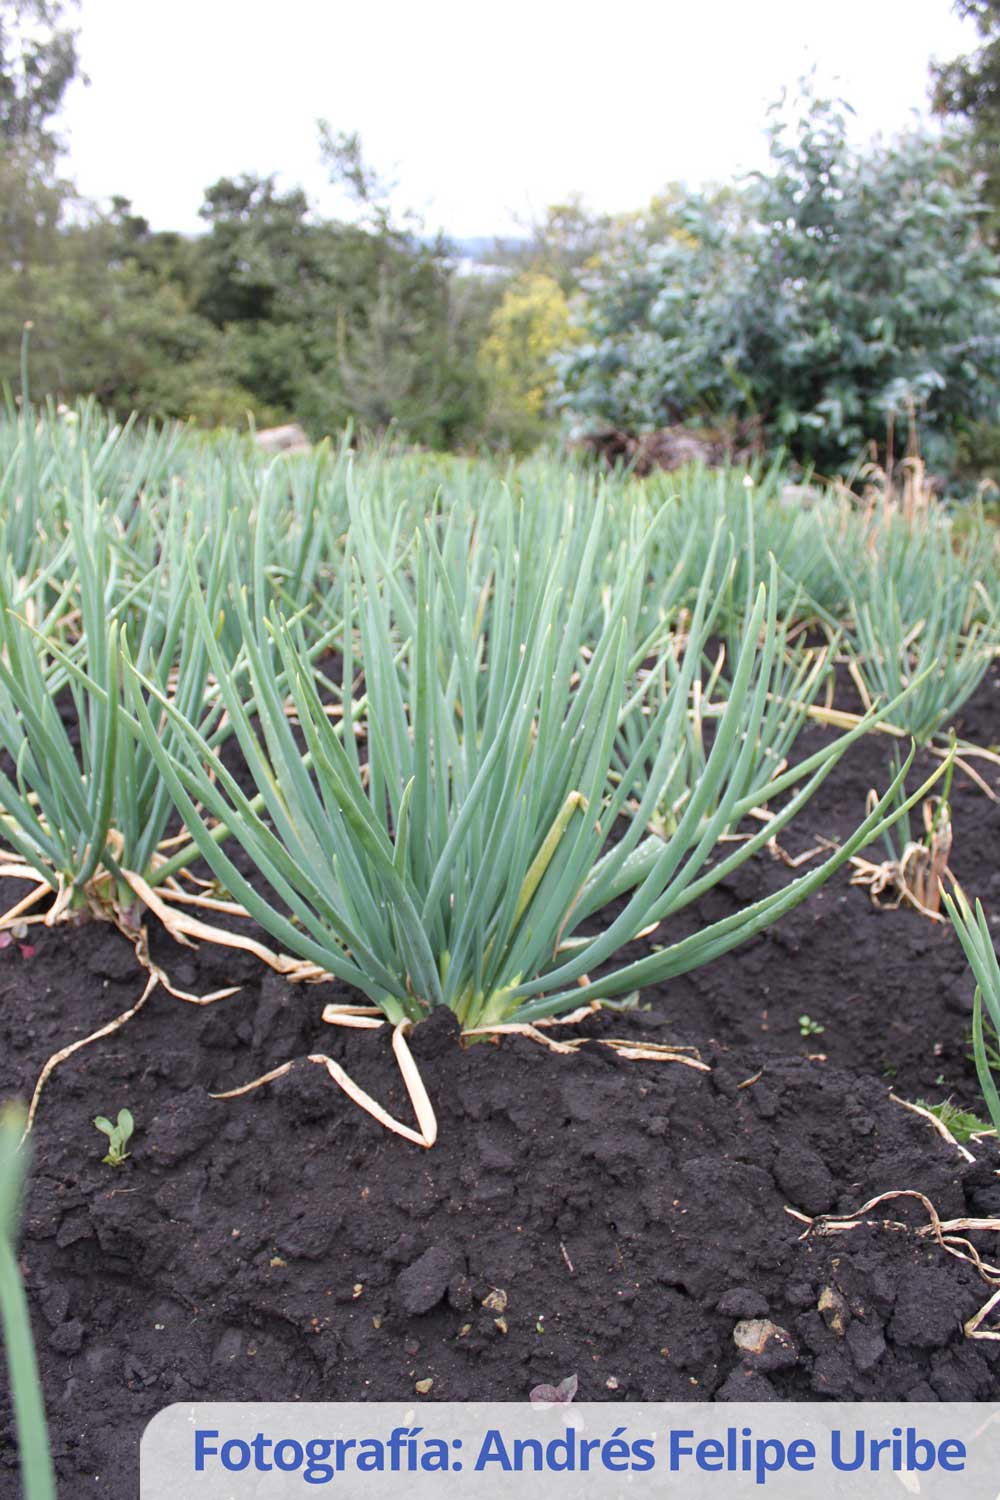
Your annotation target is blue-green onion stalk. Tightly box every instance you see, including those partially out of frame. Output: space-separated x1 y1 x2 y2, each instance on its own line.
128 489 948 1032
944 889 1000 1133
0 1105 57 1500
0 479 230 920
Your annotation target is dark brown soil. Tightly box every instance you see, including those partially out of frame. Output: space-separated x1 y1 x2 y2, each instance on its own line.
3 665 1000 1497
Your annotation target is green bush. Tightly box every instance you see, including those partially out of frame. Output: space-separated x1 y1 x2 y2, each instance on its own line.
558 89 1000 476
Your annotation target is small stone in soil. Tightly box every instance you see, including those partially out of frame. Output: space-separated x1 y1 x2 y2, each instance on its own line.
717 1287 769 1318
48 1319 84 1354
733 1319 799 1372
818 1286 851 1336
395 1243 461 1315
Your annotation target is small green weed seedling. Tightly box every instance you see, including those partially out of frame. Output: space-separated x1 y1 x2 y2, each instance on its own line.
94 1109 134 1167
917 1097 992 1144
798 1014 825 1038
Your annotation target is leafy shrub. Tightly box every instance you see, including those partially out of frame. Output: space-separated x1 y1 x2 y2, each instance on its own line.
479 271 578 448
558 88 1000 475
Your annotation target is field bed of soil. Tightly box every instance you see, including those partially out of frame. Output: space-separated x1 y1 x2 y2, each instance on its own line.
2 665 1000 1496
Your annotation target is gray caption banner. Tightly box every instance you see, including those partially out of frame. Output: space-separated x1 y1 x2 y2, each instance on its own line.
141 1401 1000 1498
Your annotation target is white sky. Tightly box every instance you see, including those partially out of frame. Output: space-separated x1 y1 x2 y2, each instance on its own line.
61 0 979 238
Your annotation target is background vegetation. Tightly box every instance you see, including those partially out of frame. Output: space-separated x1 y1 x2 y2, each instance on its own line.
2 0 1000 480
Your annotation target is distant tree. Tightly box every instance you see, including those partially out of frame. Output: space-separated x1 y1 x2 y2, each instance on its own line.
0 167 267 424
0 13 514 451
479 271 578 448
176 135 494 447
509 197 614 294
932 1 1000 242
493 191 691 298
294 124 491 445
0 4 289 426
317 121 400 231
106 195 203 303
196 173 315 329
298 232 490 448
0 0 80 364
558 88 1000 474
0 0 81 150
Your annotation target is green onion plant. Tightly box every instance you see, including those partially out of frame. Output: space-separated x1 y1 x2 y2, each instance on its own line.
846 570 997 746
616 563 834 841
0 1105 57 1500
944 888 1000 1134
0 481 228 915
128 487 944 1030
837 533 996 893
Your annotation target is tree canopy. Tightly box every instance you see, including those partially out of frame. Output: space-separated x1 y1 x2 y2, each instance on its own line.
0 0 81 150
557 89 1000 474
2 7 1000 478
933 1 1000 242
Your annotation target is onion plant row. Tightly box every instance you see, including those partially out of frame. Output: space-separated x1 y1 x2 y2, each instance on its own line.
0 482 234 914
124 488 942 1030
0 406 996 1039
832 527 998 746
945 890 1000 1135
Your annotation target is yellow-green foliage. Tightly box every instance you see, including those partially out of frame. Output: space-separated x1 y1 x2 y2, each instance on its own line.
479 272 577 446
